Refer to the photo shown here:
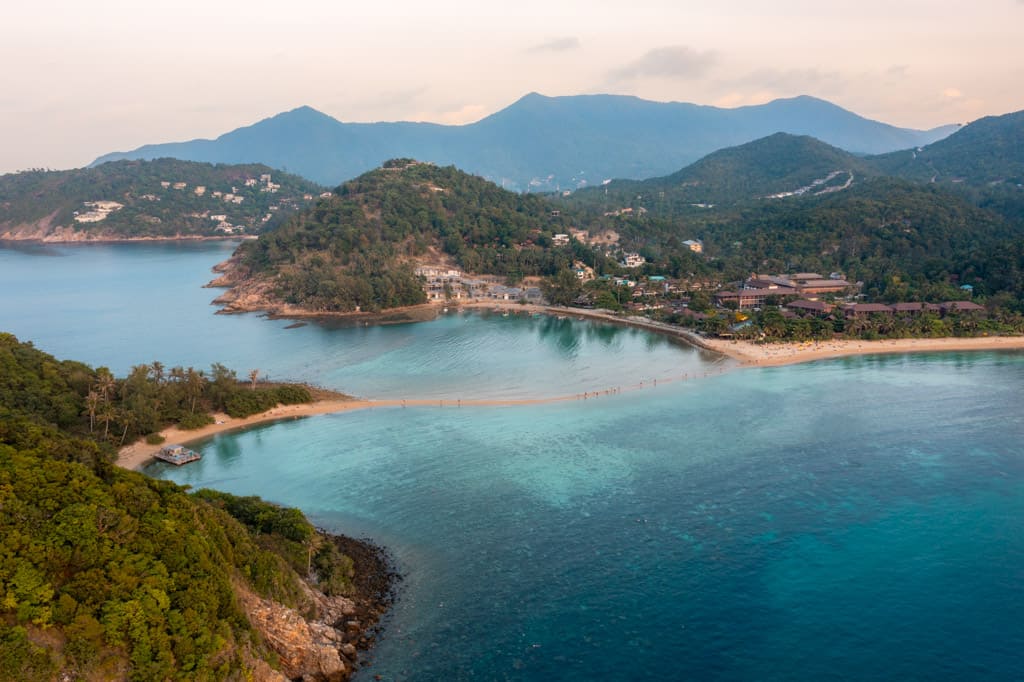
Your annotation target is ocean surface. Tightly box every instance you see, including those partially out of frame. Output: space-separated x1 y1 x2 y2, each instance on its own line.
0 241 718 399
4 242 1024 680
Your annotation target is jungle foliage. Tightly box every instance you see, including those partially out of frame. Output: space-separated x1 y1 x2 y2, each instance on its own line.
0 333 345 680
237 160 604 312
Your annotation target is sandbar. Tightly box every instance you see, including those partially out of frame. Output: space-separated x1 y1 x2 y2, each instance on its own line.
118 305 1024 471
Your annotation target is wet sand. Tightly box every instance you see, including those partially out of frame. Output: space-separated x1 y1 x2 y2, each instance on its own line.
119 304 1024 471
116 369 724 471
696 334 1024 366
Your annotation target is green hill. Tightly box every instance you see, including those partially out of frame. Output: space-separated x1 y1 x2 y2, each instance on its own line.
870 109 1024 185
0 333 388 680
569 172 1020 308
569 133 875 214
869 109 1024 224
224 159 602 313
0 159 324 240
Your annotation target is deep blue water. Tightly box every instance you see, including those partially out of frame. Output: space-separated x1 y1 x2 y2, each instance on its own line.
3 242 1023 680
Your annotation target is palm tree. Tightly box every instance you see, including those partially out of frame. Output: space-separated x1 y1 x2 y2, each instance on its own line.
184 367 205 414
95 368 116 404
118 408 137 446
85 390 100 433
150 361 165 384
98 401 116 440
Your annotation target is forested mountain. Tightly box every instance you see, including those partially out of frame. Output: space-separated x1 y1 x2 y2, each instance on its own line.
218 159 602 313
0 159 323 240
0 333 384 680
871 109 1024 184
91 93 957 190
567 133 877 213
870 109 1024 224
707 180 1012 293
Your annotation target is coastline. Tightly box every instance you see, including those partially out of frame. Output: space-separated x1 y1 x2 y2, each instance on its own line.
118 381 723 470
694 333 1024 366
452 301 1024 367
116 301 1024 471
0 234 255 244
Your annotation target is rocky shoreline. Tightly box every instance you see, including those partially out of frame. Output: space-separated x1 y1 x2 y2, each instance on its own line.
244 529 401 681
205 254 445 326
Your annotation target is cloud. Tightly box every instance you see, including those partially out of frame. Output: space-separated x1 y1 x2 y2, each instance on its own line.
942 87 964 99
608 46 717 82
527 37 580 53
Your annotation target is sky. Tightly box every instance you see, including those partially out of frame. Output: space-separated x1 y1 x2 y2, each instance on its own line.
3 0 1023 175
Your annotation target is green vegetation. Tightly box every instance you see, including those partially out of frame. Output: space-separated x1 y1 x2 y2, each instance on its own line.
569 133 875 212
683 304 1024 342
237 159 605 312
0 159 323 238
870 110 1024 186
13 351 318 447
0 333 358 680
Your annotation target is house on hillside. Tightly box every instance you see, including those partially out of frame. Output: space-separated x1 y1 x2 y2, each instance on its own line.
622 253 645 268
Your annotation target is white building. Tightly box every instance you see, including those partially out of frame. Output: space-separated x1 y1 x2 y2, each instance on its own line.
622 253 645 268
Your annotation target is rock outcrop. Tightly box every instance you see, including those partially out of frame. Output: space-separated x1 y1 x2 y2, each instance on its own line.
238 583 362 681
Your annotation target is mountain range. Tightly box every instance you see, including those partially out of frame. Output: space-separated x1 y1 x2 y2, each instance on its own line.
92 93 959 190
567 108 1024 218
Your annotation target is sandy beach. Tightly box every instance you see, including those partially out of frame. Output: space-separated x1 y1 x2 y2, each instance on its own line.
118 303 1024 471
455 301 1024 367
696 334 1024 367
118 392 638 471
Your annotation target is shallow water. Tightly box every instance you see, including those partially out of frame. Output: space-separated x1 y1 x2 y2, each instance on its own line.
4 242 1023 680
154 354 1024 681
0 242 718 399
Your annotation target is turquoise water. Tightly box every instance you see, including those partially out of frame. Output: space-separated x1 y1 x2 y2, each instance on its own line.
153 355 1024 680
4 242 1024 680
0 242 718 399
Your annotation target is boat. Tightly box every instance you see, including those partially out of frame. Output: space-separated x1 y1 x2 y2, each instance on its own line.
154 444 202 466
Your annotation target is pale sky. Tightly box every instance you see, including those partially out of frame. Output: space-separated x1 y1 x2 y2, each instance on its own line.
3 0 1023 175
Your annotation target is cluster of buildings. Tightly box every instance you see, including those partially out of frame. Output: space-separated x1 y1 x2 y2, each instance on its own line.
415 266 543 303
73 200 124 223
707 272 986 319
785 300 985 318
714 272 854 309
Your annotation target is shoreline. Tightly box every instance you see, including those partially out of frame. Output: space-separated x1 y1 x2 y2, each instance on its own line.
0 234 255 244
694 333 1024 367
117 303 1024 471
117 378 722 470
450 301 1024 367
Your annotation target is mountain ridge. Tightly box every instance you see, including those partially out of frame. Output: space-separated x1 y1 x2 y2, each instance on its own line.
92 93 959 190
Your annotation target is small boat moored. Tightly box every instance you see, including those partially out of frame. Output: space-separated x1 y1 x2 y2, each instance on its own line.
155 444 202 466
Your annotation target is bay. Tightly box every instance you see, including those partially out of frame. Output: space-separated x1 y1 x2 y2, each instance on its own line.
3 241 1023 680
155 355 1024 680
0 242 717 398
